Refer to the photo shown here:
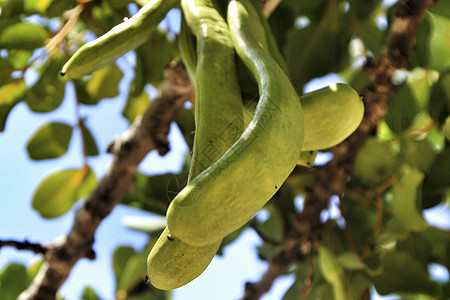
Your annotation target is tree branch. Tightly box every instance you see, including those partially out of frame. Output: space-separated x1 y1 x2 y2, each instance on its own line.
241 0 437 298
0 240 48 255
18 61 194 300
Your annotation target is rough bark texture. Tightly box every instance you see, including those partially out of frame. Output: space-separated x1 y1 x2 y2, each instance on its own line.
241 0 437 299
18 62 193 300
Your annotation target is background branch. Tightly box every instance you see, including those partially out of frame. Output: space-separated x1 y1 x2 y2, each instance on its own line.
241 0 437 298
18 61 194 300
0 240 48 255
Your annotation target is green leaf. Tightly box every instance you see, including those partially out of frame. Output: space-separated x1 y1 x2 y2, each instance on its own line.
0 22 49 50
353 138 400 188
121 215 166 233
338 252 367 271
0 79 27 132
26 53 66 113
85 63 123 100
81 286 101 300
428 72 450 124
32 166 97 218
384 85 421 133
133 29 178 89
318 247 353 300
122 90 150 124
285 1 351 88
116 246 148 293
429 14 450 72
121 172 175 215
348 0 382 20
80 121 99 157
174 107 195 150
359 19 386 57
0 263 30 300
422 147 450 209
254 203 285 243
112 246 136 288
391 167 428 232
371 251 437 295
428 0 450 18
26 122 73 160
443 116 450 141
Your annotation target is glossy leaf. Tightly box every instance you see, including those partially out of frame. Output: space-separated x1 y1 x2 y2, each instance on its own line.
121 215 166 233
26 122 73 160
0 22 49 50
32 166 97 218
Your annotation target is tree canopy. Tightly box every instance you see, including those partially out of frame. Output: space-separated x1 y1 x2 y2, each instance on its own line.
0 0 449 299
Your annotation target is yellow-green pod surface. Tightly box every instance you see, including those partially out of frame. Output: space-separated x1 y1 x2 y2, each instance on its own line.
147 0 243 290
182 0 244 181
61 0 177 78
166 0 304 246
244 83 364 152
146 228 220 290
301 83 363 151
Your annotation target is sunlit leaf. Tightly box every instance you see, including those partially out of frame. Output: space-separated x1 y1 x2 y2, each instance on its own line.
26 122 73 160
32 166 97 218
121 215 166 233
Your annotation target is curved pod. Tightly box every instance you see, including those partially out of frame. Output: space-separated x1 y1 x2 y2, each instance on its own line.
166 0 304 246
147 228 221 290
61 0 177 78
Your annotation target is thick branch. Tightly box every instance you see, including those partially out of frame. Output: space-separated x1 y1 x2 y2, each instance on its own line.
242 0 437 298
0 240 48 255
18 61 193 300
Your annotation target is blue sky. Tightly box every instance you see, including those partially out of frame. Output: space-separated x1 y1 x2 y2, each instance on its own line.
1 3 449 299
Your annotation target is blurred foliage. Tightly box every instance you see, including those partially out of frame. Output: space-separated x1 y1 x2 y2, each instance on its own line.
0 0 449 299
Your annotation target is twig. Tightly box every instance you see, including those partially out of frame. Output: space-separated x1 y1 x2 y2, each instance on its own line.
18 61 193 300
0 240 48 255
241 0 437 298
